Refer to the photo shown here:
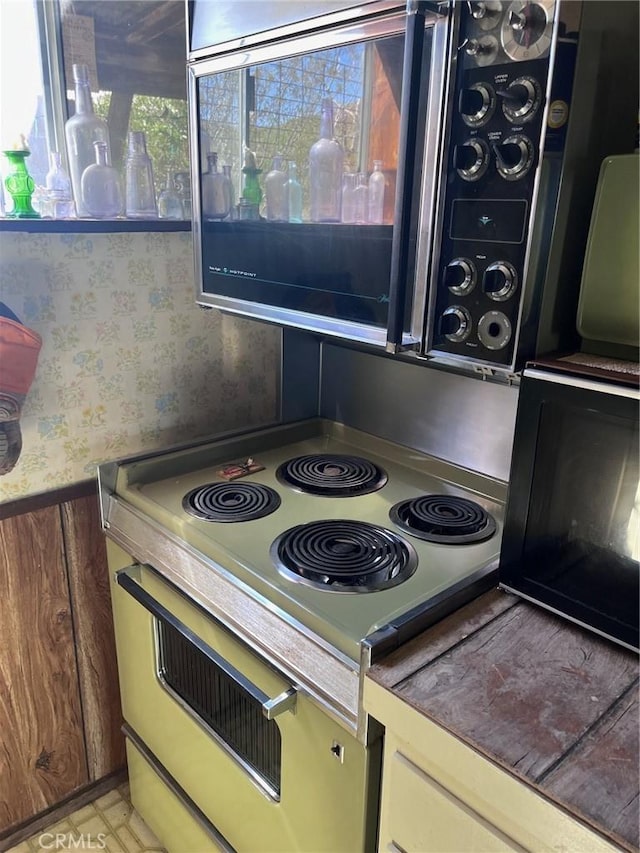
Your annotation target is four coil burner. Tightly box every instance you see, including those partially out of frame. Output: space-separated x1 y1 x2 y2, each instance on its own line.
183 455 497 589
270 520 418 592
276 454 387 497
183 482 280 522
389 494 496 544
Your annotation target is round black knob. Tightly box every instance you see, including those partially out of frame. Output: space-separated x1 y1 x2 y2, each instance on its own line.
454 139 488 181
444 259 476 295
459 88 485 116
493 134 534 180
454 144 480 171
440 306 471 342
459 84 495 128
482 261 518 301
494 142 522 169
498 77 540 123
500 83 529 109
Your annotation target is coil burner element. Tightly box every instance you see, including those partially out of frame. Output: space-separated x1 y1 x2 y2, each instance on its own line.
270 519 418 592
390 494 496 544
276 454 387 497
183 482 281 522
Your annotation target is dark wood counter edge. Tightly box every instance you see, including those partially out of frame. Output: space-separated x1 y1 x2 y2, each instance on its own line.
367 589 640 853
0 479 97 520
369 587 520 689
527 354 640 386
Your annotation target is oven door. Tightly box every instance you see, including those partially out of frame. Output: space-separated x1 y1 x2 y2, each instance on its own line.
187 4 450 350
499 367 640 651
108 545 379 852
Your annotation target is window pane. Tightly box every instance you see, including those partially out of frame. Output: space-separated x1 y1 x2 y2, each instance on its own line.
0 0 49 184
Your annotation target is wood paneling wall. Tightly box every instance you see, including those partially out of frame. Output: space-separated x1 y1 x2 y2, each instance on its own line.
0 492 125 837
62 496 126 780
0 508 88 829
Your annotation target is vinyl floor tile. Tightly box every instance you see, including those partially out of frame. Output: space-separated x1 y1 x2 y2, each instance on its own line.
6 783 166 853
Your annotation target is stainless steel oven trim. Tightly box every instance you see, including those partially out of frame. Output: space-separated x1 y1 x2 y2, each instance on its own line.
124 722 236 851
187 0 407 63
103 495 362 736
523 368 640 400
188 8 443 350
410 4 455 344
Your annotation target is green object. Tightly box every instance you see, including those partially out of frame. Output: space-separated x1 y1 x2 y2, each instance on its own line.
241 167 262 206
3 149 40 219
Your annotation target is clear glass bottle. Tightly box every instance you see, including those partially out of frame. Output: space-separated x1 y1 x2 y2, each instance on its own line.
81 141 122 218
174 171 191 220
309 97 344 223
45 152 75 219
368 160 385 224
341 173 356 224
125 131 157 219
353 172 369 225
222 164 235 219
157 170 183 219
202 152 230 219
286 161 303 223
264 154 288 221
65 64 111 218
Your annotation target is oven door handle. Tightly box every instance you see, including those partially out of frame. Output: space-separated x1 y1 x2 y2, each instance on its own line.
116 567 298 719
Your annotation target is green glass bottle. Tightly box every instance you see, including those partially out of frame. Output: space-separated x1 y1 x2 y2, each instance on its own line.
2 147 40 219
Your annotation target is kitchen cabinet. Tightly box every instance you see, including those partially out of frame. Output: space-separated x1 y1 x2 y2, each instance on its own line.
364 590 638 853
0 490 125 838
365 679 620 853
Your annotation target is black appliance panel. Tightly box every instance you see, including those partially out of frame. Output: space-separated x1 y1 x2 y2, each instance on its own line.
500 370 640 651
430 46 552 366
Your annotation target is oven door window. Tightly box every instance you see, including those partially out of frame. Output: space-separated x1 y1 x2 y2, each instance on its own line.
521 400 639 642
192 26 408 331
157 619 282 799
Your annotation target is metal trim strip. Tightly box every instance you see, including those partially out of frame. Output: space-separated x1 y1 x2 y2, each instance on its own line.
523 368 640 400
499 583 640 654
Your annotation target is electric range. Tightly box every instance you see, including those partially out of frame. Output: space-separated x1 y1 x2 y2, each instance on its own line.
99 418 506 738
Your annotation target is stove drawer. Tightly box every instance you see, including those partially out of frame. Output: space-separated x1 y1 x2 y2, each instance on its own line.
107 542 378 853
125 728 231 852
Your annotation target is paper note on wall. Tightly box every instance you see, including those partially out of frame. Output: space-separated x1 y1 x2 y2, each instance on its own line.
62 13 99 91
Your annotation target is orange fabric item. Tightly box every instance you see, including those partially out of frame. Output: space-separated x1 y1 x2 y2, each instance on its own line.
0 317 42 396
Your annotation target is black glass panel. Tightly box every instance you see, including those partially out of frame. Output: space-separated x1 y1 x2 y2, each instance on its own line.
521 401 639 636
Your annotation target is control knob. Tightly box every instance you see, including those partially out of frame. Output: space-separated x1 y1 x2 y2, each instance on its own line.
464 35 499 67
444 259 477 296
454 139 489 181
498 76 541 123
440 306 472 343
459 84 496 128
471 1 502 29
482 261 518 301
493 134 534 181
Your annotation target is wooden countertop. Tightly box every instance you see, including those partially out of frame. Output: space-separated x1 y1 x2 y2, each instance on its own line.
367 589 639 852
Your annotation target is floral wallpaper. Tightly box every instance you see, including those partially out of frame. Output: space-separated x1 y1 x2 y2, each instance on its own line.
0 230 280 501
